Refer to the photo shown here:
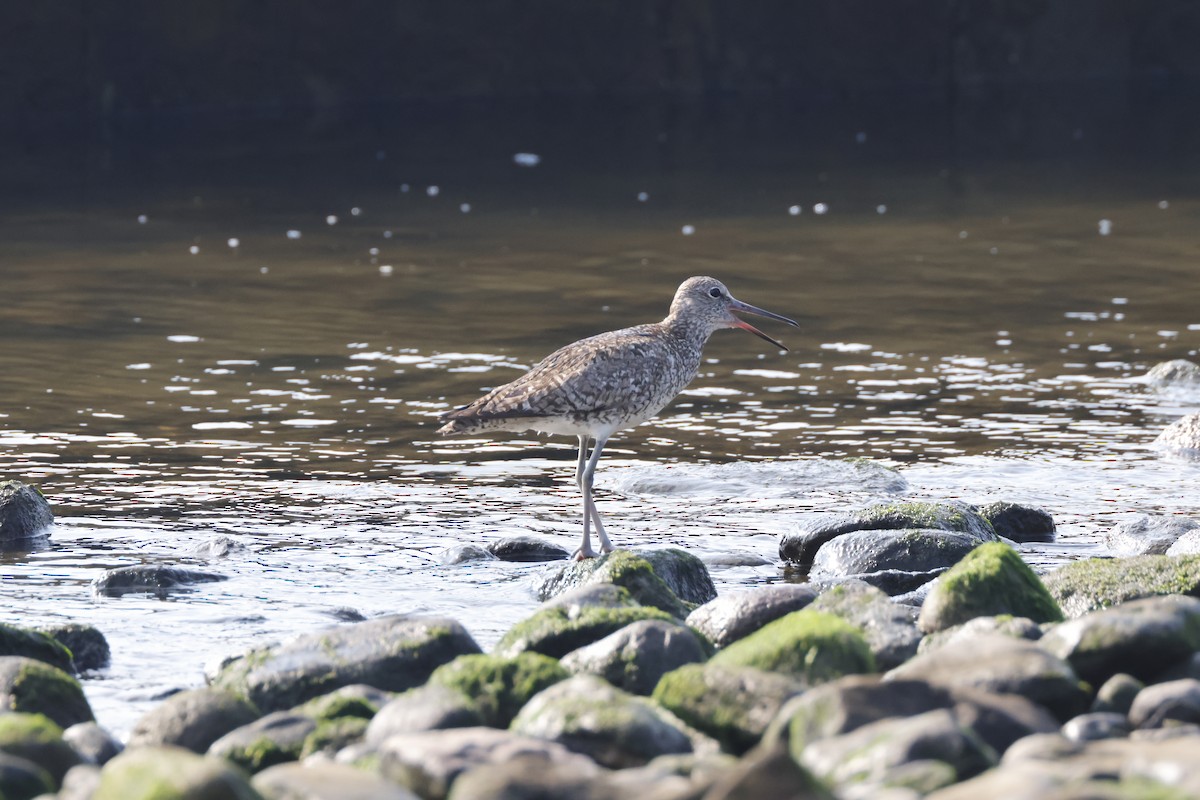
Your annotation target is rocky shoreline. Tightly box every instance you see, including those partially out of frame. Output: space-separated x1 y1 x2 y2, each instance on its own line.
2 360 1200 799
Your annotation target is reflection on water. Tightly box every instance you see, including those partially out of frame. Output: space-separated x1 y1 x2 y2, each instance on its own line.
2 104 1200 735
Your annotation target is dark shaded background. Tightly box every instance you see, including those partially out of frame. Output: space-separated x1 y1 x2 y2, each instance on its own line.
6 0 1200 148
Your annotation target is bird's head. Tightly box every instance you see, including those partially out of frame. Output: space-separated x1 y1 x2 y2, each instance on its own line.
669 276 799 350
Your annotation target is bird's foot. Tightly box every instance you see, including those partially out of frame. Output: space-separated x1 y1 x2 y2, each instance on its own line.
573 547 599 561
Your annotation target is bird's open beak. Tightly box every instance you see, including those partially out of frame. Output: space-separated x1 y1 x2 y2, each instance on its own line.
727 298 800 351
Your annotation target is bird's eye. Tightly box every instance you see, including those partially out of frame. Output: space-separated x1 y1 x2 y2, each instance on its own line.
708 287 722 298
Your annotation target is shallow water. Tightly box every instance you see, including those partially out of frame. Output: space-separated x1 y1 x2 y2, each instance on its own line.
3 104 1200 736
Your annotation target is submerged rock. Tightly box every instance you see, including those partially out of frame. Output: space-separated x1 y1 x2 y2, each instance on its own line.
485 535 569 562
1039 594 1200 686
0 480 54 549
212 614 480 713
91 564 229 597
918 542 1063 633
0 656 93 729
1104 514 1200 556
493 599 674 659
92 746 261 800
1042 553 1200 616
0 622 75 673
127 687 260 753
560 618 710 696
441 544 495 565
652 662 805 754
686 584 818 649
780 500 996 566
710 609 874 684
39 623 110 672
509 674 695 768
976 502 1056 543
1154 413 1200 458
533 549 712 615
809 581 922 670
427 652 567 727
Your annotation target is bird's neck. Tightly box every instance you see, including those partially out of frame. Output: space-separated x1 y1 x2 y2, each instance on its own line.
661 313 716 354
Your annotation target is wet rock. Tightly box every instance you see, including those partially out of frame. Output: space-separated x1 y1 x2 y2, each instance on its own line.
561 619 710 696
685 584 818 649
207 711 316 773
92 745 262 800
0 480 54 549
533 549 712 616
62 722 122 765
710 609 874 684
38 623 110 672
652 662 805 754
493 599 674 659
1128 678 1200 728
701 551 772 568
887 633 1088 721
365 684 485 743
1154 412 1200 458
127 687 260 753
91 564 229 597
808 530 986 592
700 742 835 800
485 535 570 562
1104 513 1200 556
0 656 93 729
295 683 388 722
809 581 922 670
0 712 79 784
428 652 567 726
918 615 1042 654
543 583 643 613
1091 673 1144 715
798 708 994 791
253 761 418 800
0 622 75 673
0 752 54 800
58 763 102 800
779 675 1057 765
1145 358 1200 388
212 614 480 712
1042 553 1200 616
1168 529 1200 556
192 535 250 558
378 726 600 800
444 753 627 800
300 715 368 758
319 606 366 622
917 542 1063 633
509 674 694 768
780 501 996 566
1039 594 1200 685
1060 712 1130 742
441 544 495 564
975 501 1056 543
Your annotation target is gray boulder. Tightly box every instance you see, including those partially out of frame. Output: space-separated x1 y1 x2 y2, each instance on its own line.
92 746 262 800
1091 672 1144 715
0 752 54 800
560 619 710 695
533 549 713 614
0 656 93 728
1128 678 1200 729
1145 359 1200 388
886 633 1088 721
493 599 674 660
918 615 1043 655
378 726 601 800
808 529 985 592
485 535 569 562
1104 514 1200 556
207 712 316 773
0 480 53 549
91 564 229 597
685 584 818 649
1039 594 1200 685
62 722 122 766
365 685 485 743
1060 712 1131 742
0 712 80 785
1168 529 1200 556
39 623 110 672
253 761 419 800
126 687 260 753
1154 413 1200 458
211 614 480 712
1043 554 1200 616
809 580 922 670
780 501 996 565
976 502 1056 543
510 674 695 768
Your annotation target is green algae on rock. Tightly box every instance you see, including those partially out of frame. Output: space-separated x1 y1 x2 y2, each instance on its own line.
0 712 78 784
918 542 1063 633
710 610 875 684
493 603 674 659
93 745 263 800
0 623 75 674
1043 554 1200 617
427 652 567 727
0 656 93 729
532 550 704 617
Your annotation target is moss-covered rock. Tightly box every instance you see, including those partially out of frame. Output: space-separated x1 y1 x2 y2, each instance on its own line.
809 581 922 670
93 745 263 800
652 662 805 754
127 688 260 754
918 542 1063 633
364 684 486 743
1043 554 1200 616
0 623 74 673
294 686 382 723
561 618 711 696
976 502 1056 543
686 584 818 649
532 550 701 617
299 715 368 758
710 610 875 684
0 712 78 785
212 614 480 713
0 751 55 800
428 652 567 727
39 623 110 672
0 656 93 729
493 603 674 659
207 712 315 773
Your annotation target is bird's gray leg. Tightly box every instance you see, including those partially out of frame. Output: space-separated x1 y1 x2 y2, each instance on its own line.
582 436 613 555
573 436 597 560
